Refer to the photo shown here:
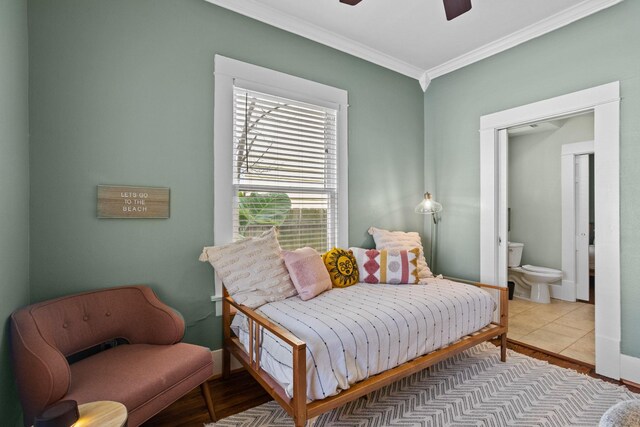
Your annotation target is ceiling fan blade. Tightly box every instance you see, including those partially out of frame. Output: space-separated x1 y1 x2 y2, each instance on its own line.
443 0 472 21
339 0 363 5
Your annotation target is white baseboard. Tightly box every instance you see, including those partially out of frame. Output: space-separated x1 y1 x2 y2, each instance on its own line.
621 354 640 385
210 349 243 377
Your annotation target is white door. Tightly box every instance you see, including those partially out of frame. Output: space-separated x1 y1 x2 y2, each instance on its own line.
560 141 594 302
576 154 590 301
497 129 509 286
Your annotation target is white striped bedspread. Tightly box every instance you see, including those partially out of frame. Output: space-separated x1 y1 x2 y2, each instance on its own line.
231 279 496 402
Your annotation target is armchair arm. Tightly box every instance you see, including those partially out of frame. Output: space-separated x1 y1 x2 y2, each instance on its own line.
126 286 185 345
11 310 71 427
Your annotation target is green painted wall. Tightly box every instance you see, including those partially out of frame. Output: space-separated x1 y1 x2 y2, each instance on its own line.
508 115 594 270
0 0 30 424
424 0 640 356
28 0 424 350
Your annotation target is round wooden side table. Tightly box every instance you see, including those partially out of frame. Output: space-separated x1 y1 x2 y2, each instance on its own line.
77 401 128 427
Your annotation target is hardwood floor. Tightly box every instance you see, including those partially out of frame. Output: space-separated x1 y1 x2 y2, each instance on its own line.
142 340 640 426
143 371 271 427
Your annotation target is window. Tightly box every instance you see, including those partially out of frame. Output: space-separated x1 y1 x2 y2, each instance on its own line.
213 56 348 302
232 87 338 251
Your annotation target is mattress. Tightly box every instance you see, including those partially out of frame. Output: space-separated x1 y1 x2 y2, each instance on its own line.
231 279 496 401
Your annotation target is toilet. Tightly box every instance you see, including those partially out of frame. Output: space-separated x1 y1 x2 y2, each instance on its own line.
508 242 563 304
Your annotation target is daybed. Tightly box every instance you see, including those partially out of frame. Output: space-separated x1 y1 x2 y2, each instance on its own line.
222 278 508 427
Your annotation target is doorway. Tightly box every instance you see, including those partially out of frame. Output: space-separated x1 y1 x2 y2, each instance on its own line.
479 82 621 379
504 115 595 364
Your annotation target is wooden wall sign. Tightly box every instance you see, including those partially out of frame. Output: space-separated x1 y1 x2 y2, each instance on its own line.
97 185 170 219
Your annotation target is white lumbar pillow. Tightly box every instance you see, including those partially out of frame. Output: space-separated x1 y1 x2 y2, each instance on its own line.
199 228 297 308
368 226 434 280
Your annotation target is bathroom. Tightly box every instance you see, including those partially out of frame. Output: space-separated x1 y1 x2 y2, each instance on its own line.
506 112 596 365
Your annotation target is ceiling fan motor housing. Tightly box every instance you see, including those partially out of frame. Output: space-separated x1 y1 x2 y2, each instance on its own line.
339 0 472 22
444 0 472 21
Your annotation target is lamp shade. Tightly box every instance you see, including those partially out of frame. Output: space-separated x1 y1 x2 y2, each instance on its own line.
415 192 443 215
34 400 79 427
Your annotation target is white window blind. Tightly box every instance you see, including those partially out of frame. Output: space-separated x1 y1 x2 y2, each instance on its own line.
232 86 339 252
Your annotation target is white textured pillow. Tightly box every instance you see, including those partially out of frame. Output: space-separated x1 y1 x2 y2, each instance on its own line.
368 226 434 279
199 228 297 308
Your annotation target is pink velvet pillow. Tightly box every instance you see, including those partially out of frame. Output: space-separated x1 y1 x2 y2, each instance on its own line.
282 247 332 301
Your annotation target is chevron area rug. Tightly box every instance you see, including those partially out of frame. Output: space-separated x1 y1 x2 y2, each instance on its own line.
207 343 639 427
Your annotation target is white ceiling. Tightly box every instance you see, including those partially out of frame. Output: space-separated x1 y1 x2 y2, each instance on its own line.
205 0 623 89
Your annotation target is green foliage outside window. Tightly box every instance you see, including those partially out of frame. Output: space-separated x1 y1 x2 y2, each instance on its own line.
237 191 328 251
238 192 291 235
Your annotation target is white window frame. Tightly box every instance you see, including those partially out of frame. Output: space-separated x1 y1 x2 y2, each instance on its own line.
212 55 349 312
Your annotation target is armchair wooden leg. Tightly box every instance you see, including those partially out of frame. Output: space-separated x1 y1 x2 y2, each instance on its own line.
500 333 507 362
200 381 217 422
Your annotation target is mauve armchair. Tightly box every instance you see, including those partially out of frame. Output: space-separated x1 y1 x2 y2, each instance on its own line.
10 285 216 427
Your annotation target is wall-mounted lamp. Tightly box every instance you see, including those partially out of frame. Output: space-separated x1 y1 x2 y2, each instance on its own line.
415 192 443 272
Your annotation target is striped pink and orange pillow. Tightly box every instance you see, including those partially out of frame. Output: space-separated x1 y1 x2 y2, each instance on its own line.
350 247 420 284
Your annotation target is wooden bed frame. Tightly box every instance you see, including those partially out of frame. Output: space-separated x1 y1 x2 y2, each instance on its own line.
222 283 508 427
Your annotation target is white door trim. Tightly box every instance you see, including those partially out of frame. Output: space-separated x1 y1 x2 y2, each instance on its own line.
562 140 595 156
480 81 620 379
497 130 509 287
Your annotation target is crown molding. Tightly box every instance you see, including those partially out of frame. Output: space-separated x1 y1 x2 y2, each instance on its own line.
418 71 431 92
204 0 425 82
205 0 623 91
427 0 624 79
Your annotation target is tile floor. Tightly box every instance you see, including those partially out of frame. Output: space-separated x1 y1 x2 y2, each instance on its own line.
508 297 595 364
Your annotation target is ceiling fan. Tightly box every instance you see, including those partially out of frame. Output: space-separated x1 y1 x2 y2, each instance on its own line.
339 0 472 21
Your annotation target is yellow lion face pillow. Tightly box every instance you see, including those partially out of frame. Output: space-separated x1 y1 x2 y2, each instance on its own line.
322 248 359 288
